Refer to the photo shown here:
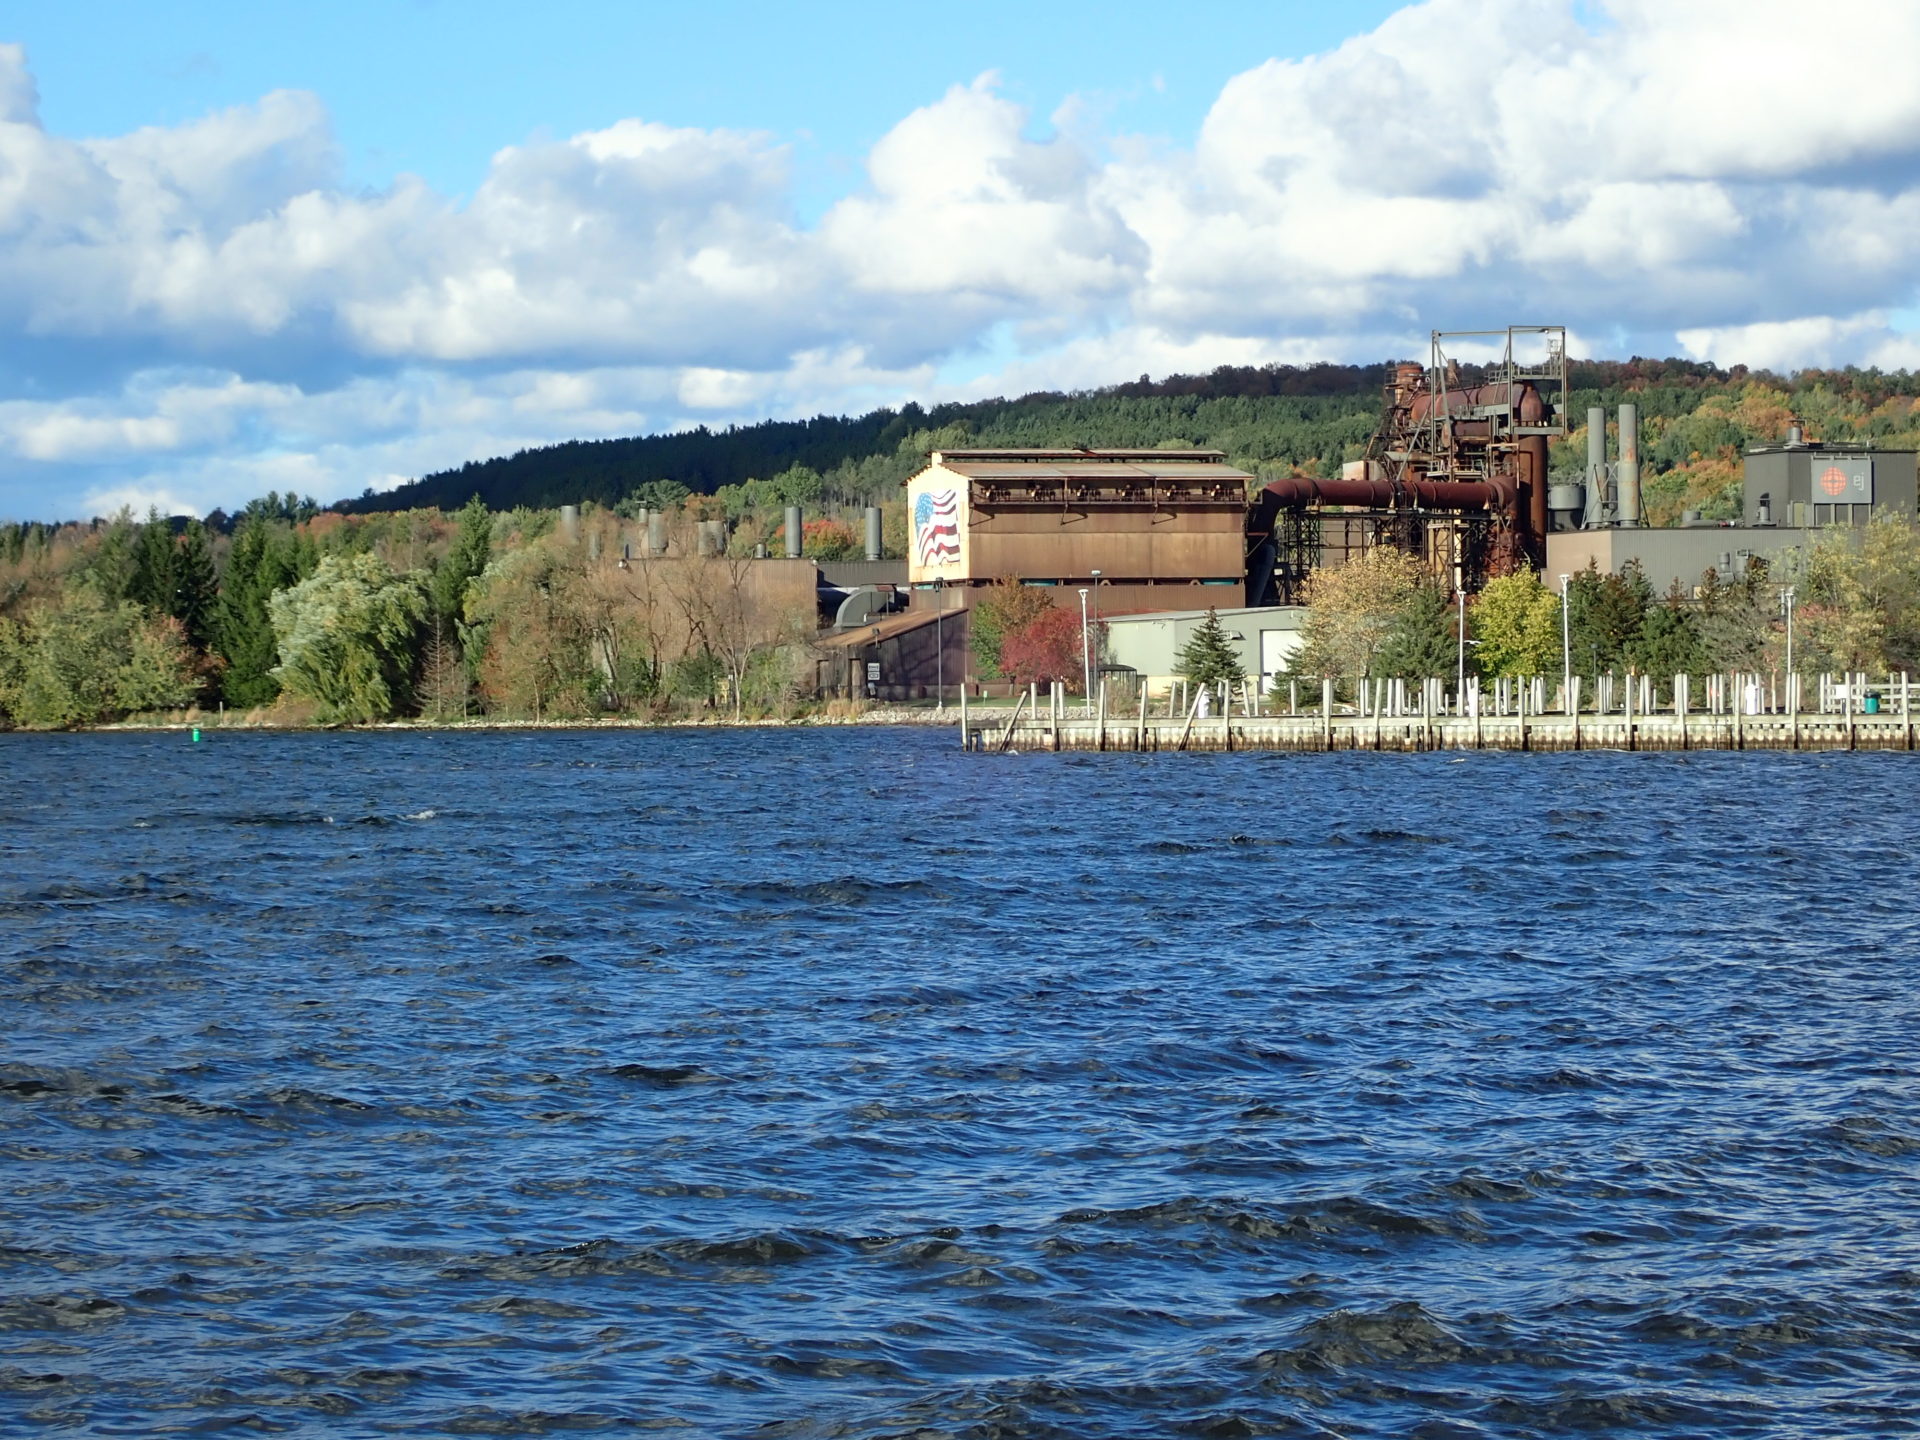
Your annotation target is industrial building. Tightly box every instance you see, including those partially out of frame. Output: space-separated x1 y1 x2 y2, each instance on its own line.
904 448 1251 613
1101 606 1307 697
1541 417 1918 595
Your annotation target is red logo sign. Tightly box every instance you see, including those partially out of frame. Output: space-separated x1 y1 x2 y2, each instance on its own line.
1820 465 1850 497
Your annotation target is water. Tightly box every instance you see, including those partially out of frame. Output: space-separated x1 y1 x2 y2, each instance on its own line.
4 730 1920 1438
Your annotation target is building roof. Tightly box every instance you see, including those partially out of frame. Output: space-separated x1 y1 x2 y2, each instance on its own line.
936 461 1251 482
930 448 1230 463
1103 605 1307 626
814 608 946 651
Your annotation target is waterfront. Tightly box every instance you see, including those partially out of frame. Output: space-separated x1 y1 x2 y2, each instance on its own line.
4 730 1919 1436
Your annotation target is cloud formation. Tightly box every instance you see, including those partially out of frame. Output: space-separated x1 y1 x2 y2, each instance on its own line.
5 1 1920 518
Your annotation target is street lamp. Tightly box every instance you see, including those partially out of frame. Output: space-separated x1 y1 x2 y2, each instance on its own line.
1781 585 1796 709
1078 587 1092 709
933 576 946 711
1559 573 1572 713
1456 587 1467 710
1089 569 1102 712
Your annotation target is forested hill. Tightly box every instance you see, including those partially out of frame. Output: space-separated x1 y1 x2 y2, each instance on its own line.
340 357 1920 524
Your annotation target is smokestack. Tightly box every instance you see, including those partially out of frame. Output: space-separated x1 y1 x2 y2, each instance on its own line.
864 506 882 562
647 511 667 557
784 505 802 559
1584 405 1607 529
559 505 580 545
1617 403 1641 528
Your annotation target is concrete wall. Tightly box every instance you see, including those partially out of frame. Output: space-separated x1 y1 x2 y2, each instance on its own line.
1103 606 1308 696
1544 527 1817 594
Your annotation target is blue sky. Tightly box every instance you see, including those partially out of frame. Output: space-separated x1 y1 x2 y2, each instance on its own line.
14 2 1399 208
4 0 1920 521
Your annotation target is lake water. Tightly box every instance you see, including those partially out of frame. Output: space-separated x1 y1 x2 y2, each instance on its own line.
4 729 1919 1437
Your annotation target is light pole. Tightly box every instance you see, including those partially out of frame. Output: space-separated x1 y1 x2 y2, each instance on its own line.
1089 569 1102 713
934 576 946 711
1456 587 1467 711
1781 585 1796 710
1559 573 1572 713
1078 587 1092 710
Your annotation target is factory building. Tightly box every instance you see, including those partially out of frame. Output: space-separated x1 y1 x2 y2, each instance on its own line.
1542 416 1918 595
1101 606 1308 698
904 448 1252 615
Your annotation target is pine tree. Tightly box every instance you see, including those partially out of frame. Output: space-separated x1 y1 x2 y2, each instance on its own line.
172 520 219 651
129 509 179 616
1177 608 1245 689
1374 584 1459 681
216 517 299 707
431 496 492 650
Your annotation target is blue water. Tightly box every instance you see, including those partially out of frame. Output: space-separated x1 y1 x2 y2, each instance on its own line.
4 730 1920 1437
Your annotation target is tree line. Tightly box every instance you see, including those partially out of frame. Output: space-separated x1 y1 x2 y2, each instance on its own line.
328 358 1920 530
1289 516 1920 702
0 497 833 729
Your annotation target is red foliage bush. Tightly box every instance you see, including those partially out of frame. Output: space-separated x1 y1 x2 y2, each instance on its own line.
999 608 1103 693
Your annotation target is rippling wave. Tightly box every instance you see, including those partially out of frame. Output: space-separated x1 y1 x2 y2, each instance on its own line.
3 730 1919 1436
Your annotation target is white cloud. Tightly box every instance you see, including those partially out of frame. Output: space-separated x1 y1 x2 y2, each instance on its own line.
9 0 1920 519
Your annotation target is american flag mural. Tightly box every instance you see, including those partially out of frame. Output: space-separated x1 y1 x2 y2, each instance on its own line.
914 488 961 567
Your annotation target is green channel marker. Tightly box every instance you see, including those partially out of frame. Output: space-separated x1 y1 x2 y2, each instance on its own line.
191 728 201 742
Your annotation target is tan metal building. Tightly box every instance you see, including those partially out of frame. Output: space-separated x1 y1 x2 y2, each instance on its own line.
905 449 1252 614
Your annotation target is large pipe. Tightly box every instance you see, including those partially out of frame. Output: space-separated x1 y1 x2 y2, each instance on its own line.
1617 402 1641 527
864 506 882 562
785 505 802 559
1584 406 1607 529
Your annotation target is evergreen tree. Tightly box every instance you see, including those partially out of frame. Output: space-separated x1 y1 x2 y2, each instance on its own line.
1631 583 1707 682
172 520 219 651
1568 560 1654 675
1374 584 1459 681
88 510 139 603
1177 608 1246 689
430 496 492 658
128 509 178 616
216 517 299 707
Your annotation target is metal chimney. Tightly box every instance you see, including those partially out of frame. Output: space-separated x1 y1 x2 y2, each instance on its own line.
784 505 802 559
559 505 580 545
1617 403 1641 528
1584 405 1607 529
864 506 882 562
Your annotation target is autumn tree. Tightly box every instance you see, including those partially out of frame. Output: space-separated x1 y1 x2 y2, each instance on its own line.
0 584 197 729
1471 571 1561 678
1295 547 1427 680
968 578 1055 680
999 606 1096 692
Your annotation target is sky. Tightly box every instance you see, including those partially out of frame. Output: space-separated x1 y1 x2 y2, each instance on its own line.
5 0 1920 522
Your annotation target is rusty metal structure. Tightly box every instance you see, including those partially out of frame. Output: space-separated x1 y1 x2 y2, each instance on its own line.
1247 326 1569 603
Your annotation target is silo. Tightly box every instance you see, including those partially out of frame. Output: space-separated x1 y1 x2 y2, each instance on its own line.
647 511 668 557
